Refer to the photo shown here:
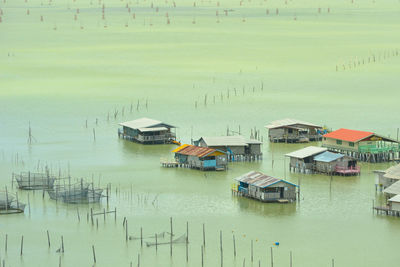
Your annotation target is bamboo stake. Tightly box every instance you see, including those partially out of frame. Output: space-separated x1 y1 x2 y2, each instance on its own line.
47 230 51 247
92 245 96 263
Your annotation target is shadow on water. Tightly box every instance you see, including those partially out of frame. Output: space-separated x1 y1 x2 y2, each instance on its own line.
234 195 297 217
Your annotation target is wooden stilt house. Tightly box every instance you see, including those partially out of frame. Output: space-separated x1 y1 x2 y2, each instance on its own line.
172 144 228 171
374 164 400 190
265 118 324 143
118 117 176 144
313 151 360 175
233 171 298 203
322 128 400 162
194 136 262 161
285 146 327 174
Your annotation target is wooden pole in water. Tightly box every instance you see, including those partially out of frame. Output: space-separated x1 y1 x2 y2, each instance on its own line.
61 236 64 253
155 233 158 252
170 217 173 257
20 235 24 255
251 240 253 262
270 247 273 267
92 245 96 263
186 221 189 262
233 234 236 257
47 230 51 247
77 208 80 222
140 227 143 247
201 245 204 267
290 251 293 267
202 223 205 248
5 234 7 252
220 230 223 267
332 258 334 267
126 220 128 242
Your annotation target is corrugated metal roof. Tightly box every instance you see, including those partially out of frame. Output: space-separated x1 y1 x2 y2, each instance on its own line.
285 146 327 159
119 117 175 129
265 118 322 129
138 127 168 132
173 144 225 157
323 128 374 142
383 164 400 180
313 151 344 162
389 194 400 203
235 171 298 188
383 181 400 195
200 136 261 147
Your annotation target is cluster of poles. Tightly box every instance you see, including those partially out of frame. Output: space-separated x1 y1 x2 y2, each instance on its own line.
336 48 400 71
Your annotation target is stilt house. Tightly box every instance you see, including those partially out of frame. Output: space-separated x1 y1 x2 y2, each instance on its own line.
118 117 176 144
322 128 400 162
172 144 227 171
234 171 298 202
285 146 327 173
265 118 324 143
313 151 360 175
194 136 262 161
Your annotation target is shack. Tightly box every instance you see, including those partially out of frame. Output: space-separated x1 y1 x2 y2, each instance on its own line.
233 171 298 202
285 146 327 173
322 128 400 162
194 136 262 161
313 151 360 175
375 163 400 190
118 117 176 144
265 118 324 143
172 144 227 171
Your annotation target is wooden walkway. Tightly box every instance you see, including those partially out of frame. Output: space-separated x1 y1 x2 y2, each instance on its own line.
374 206 400 217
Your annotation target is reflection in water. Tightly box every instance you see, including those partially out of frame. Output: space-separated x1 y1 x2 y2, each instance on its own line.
234 195 297 217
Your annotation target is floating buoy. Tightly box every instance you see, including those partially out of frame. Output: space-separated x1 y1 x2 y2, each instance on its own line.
274 242 280 246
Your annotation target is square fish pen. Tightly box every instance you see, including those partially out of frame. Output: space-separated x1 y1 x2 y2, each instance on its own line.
13 171 57 190
47 180 104 204
0 190 26 215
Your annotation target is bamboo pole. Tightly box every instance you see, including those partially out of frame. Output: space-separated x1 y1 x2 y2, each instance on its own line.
47 230 51 247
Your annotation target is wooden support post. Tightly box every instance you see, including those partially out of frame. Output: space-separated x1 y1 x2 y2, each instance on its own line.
47 230 51 248
77 208 80 222
201 245 204 267
20 235 24 256
61 236 64 253
126 220 128 242
202 223 205 248
170 217 173 257
92 245 96 263
251 240 253 262
233 234 236 257
270 247 273 267
140 227 143 247
220 230 223 267
5 234 7 252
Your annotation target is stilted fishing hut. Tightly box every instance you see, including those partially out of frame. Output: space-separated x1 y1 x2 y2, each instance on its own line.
118 117 176 144
47 180 103 204
285 146 327 173
172 144 227 171
265 118 324 143
232 171 298 203
313 151 360 175
322 128 400 162
193 136 262 161
13 171 56 190
0 191 25 214
375 163 400 190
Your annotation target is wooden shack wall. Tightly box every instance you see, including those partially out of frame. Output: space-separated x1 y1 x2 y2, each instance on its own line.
270 181 297 200
322 137 359 151
248 144 261 155
391 202 400 212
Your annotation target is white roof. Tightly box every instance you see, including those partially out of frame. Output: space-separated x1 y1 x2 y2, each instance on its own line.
265 118 322 129
285 146 327 159
119 117 175 129
389 194 400 203
200 136 261 147
383 181 400 195
383 164 400 180
138 127 168 132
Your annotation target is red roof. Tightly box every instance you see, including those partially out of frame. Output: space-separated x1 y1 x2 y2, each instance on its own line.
174 145 222 157
323 128 374 142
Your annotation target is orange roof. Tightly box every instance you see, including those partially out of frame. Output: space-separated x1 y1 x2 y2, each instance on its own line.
323 128 374 142
173 144 225 157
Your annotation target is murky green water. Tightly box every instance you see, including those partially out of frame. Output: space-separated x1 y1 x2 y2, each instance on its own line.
1 0 400 266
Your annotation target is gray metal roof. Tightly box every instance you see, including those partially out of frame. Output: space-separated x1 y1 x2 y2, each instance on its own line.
200 136 261 147
383 164 400 180
119 117 175 129
383 181 400 195
285 146 327 159
265 118 322 129
313 151 344 162
138 127 168 132
235 171 298 188
389 194 400 203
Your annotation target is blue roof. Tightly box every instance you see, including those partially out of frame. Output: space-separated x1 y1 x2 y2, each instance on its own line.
313 151 344 162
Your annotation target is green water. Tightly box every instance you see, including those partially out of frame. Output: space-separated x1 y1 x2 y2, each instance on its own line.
1 0 400 266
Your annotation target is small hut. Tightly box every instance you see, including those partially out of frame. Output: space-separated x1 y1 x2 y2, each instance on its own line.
172 144 227 171
388 195 400 212
233 171 298 202
194 136 262 161
118 117 176 144
313 151 360 175
265 118 324 143
375 163 400 190
322 128 400 162
285 146 327 173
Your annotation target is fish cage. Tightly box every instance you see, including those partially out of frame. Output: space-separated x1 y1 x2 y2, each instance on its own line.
47 180 104 204
0 191 26 215
13 171 57 190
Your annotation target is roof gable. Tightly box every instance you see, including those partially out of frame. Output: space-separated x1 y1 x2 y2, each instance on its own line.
285 146 327 159
313 151 344 162
235 171 298 188
265 118 322 129
173 144 226 157
119 117 175 129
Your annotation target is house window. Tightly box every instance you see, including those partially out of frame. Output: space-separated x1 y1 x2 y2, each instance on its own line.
288 129 293 134
336 140 342 145
349 142 354 147
323 137 326 140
